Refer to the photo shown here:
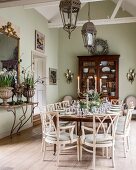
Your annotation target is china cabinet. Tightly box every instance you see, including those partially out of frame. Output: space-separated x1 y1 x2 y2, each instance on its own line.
77 55 120 99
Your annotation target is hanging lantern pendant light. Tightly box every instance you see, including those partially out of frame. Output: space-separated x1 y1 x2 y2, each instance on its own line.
81 3 97 53
59 0 81 39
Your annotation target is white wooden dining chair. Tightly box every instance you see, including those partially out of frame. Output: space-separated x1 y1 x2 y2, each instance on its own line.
41 103 62 151
80 113 119 169
54 102 63 110
111 99 123 105
61 100 70 108
116 109 133 157
41 111 80 166
109 99 123 115
46 103 55 112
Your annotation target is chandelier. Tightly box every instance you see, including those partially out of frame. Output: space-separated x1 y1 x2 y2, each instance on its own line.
81 3 97 53
59 0 81 39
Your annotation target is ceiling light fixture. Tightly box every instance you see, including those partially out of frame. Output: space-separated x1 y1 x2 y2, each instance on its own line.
81 3 97 53
59 0 81 39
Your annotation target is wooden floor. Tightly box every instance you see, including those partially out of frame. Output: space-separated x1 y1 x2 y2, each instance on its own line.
0 121 136 170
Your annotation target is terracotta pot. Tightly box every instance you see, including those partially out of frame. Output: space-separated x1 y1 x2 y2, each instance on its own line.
0 87 13 106
23 88 35 103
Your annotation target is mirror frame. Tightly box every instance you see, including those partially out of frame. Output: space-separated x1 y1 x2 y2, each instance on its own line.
0 22 20 82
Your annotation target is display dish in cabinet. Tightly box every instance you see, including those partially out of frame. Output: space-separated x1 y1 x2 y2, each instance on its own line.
102 67 110 72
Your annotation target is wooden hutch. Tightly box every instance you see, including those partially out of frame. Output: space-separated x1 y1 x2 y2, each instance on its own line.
77 55 120 99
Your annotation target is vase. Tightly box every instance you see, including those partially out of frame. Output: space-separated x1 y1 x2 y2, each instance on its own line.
0 87 13 106
90 106 97 113
23 88 35 103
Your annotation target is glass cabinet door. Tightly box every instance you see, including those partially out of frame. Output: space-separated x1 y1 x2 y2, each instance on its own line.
82 61 97 93
99 60 117 98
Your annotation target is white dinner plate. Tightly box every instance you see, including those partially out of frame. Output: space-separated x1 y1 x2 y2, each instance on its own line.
55 109 65 113
112 105 121 107
65 112 75 115
101 75 108 79
109 109 121 112
102 67 110 72
107 110 119 114
110 107 121 110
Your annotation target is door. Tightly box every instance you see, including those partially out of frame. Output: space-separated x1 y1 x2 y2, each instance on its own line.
32 51 46 115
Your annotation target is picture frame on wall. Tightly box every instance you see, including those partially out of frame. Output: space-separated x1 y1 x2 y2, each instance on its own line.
49 68 57 85
35 30 45 53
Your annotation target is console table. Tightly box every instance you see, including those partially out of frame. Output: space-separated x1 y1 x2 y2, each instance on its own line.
0 102 38 138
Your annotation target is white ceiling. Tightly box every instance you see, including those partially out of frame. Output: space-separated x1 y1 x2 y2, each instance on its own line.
0 0 136 27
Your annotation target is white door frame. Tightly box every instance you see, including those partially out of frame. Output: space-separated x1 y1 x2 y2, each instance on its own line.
31 50 47 110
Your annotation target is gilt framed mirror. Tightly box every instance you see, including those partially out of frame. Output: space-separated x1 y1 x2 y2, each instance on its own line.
0 22 20 81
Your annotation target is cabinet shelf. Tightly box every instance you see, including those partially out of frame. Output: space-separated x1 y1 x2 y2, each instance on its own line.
78 55 120 99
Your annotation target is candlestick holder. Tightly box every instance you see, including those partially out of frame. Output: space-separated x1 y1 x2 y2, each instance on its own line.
86 93 89 111
77 89 83 98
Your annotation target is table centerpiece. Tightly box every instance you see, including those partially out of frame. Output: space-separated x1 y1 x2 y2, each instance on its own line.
87 90 102 112
79 90 102 112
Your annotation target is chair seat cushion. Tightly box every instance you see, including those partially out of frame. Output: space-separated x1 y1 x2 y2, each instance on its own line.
60 121 71 126
82 134 113 144
46 131 77 142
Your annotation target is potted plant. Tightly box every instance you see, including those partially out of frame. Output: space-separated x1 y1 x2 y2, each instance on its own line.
0 69 15 105
21 67 45 103
22 71 35 103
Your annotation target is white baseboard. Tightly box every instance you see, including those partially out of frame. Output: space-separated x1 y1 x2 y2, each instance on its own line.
0 123 33 139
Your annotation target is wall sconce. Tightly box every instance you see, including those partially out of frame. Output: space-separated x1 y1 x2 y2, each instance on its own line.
126 68 136 84
64 69 74 83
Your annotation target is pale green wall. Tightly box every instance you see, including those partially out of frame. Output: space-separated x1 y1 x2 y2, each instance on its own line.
58 24 136 100
0 6 59 138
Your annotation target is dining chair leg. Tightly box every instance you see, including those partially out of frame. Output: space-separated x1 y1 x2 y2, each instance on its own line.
112 145 115 168
42 141 46 160
77 138 80 161
80 141 83 161
102 148 105 157
106 147 109 158
41 138 44 152
123 137 127 158
74 122 77 135
127 136 130 151
41 138 46 152
57 144 60 166
92 147 96 170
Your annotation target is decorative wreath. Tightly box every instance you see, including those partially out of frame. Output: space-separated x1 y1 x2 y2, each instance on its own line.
91 38 109 55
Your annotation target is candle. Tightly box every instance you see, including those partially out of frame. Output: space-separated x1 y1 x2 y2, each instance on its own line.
100 78 102 92
95 76 97 91
87 78 89 91
77 76 80 91
86 93 89 111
